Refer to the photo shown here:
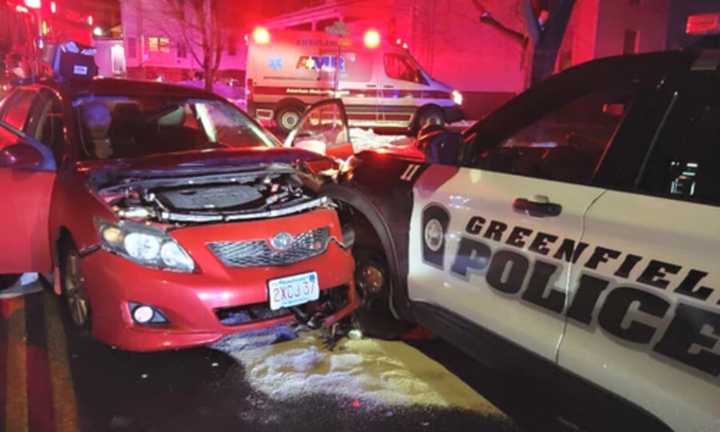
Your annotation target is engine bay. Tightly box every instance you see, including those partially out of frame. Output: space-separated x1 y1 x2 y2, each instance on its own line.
92 167 326 224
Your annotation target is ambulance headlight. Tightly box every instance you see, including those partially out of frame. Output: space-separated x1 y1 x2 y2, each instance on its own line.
452 90 463 106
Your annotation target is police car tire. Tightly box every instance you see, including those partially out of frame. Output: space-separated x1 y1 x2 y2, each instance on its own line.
276 105 304 133
352 248 412 340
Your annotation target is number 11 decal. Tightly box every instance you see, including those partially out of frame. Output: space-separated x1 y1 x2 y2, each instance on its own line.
400 164 421 182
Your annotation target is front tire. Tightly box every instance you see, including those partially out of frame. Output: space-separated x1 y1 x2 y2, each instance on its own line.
60 242 92 334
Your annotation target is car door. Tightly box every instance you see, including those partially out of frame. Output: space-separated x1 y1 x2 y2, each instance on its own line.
559 74 720 432
0 87 58 273
285 99 354 160
407 62 661 362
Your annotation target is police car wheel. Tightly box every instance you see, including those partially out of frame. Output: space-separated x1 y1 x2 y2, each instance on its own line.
352 248 412 339
276 106 303 133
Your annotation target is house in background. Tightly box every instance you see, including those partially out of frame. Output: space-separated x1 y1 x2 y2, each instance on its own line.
119 0 311 82
259 0 671 119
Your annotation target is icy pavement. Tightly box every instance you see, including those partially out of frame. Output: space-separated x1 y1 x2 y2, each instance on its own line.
349 128 413 153
213 329 506 418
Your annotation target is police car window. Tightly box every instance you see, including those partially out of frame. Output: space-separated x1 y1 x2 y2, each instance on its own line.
384 54 423 84
474 88 633 184
74 96 275 160
1 89 36 131
638 80 720 205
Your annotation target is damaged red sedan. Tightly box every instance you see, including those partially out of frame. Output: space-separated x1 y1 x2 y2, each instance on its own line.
0 46 357 351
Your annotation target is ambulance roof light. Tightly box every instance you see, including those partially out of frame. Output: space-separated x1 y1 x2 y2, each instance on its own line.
24 0 41 9
687 13 720 36
253 26 271 45
364 29 381 49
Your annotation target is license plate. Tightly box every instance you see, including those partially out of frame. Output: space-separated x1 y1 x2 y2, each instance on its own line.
268 272 320 311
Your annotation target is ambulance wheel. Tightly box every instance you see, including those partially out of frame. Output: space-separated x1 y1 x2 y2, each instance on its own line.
276 105 304 133
413 107 445 135
352 248 412 340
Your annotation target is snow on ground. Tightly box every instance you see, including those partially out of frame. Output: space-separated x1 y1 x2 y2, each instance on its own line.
349 128 413 153
213 330 503 417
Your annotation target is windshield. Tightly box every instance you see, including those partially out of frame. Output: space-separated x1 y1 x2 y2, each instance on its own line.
74 96 276 160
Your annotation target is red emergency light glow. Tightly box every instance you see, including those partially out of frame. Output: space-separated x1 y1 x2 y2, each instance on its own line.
364 29 381 49
50 1 57 13
24 0 41 9
687 13 720 35
252 26 271 45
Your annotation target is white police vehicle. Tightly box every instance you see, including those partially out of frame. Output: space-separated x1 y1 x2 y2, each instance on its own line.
287 22 720 432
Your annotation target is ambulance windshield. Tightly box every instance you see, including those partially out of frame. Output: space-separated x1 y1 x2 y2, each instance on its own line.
75 96 276 160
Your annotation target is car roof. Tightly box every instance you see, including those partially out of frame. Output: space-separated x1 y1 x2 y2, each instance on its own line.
40 77 220 100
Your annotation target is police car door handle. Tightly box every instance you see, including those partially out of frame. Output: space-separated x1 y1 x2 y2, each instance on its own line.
513 197 562 218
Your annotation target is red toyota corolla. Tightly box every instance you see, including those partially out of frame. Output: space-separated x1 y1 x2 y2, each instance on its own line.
0 46 357 351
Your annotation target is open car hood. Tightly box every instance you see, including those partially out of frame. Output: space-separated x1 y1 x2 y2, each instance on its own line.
77 147 326 176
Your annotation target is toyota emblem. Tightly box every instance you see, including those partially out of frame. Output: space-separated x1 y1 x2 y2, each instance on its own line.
271 232 294 251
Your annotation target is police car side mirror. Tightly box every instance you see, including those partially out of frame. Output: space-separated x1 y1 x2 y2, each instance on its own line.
420 130 464 165
0 143 43 169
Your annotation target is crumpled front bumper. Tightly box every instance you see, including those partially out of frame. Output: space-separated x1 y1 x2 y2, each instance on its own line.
79 208 358 352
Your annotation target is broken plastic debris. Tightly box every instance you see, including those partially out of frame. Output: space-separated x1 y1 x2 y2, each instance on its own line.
351 399 361 409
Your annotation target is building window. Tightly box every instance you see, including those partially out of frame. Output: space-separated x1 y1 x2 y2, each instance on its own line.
288 22 312 31
623 29 639 54
227 35 237 56
316 18 339 32
177 42 187 58
127 37 137 58
148 36 171 53
111 45 127 75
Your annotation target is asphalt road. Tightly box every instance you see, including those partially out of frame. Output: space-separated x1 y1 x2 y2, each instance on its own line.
1 285 576 432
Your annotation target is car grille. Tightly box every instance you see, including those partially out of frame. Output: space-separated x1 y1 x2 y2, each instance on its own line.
215 303 291 326
208 227 330 268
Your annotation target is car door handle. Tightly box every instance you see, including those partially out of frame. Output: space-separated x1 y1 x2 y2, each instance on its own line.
513 196 562 218
383 85 395 89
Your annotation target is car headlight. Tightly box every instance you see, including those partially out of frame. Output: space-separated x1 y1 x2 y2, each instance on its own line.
96 220 195 272
451 90 463 106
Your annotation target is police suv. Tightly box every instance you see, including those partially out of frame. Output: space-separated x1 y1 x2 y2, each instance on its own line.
286 39 720 431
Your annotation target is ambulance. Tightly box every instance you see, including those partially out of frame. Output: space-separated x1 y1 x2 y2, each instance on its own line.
245 26 464 133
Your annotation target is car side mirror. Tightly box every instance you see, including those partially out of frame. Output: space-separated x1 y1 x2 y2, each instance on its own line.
0 143 43 169
418 129 464 165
